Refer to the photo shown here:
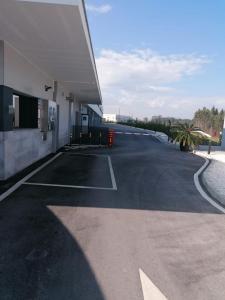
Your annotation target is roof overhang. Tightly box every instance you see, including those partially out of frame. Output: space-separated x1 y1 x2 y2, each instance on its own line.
0 0 102 105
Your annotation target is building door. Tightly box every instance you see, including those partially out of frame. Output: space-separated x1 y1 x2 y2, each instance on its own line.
81 114 89 134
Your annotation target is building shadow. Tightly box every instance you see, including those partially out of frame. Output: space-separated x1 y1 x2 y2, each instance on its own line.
0 196 105 300
0 133 222 299
20 140 222 215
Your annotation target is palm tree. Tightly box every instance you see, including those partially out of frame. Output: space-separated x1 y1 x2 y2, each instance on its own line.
171 123 210 151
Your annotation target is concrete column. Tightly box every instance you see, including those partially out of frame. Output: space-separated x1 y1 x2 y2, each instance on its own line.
221 118 225 150
0 41 14 131
0 131 5 180
0 40 4 85
0 85 13 131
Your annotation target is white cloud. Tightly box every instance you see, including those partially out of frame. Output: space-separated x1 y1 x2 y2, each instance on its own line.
86 4 112 14
96 49 211 118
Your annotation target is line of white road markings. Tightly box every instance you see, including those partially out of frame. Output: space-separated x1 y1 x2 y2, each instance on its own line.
115 131 153 136
0 136 224 299
23 182 116 191
139 269 168 300
23 154 117 191
116 131 225 214
194 157 225 213
0 152 117 203
0 152 63 203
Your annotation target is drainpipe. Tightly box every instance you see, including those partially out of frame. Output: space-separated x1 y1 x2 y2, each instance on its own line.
52 81 58 153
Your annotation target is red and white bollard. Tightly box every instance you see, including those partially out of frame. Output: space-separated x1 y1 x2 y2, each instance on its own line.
108 129 115 148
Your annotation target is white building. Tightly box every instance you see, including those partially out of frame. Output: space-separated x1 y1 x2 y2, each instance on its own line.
103 114 117 123
0 0 102 180
103 114 131 123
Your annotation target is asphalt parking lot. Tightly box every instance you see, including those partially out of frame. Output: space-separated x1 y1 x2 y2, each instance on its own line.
25 153 116 190
1 124 225 300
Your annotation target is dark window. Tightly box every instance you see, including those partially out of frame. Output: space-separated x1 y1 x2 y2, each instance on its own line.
12 94 38 129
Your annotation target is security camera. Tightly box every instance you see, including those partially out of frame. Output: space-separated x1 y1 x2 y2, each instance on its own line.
44 85 52 92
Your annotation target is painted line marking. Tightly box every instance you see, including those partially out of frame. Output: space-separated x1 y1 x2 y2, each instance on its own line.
23 154 118 191
23 182 116 191
107 156 117 190
67 153 108 158
115 131 154 137
67 153 118 191
0 153 62 203
139 269 168 300
194 157 225 214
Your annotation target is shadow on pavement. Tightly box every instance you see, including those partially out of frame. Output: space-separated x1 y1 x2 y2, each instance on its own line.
0 131 221 299
0 196 105 300
17 139 221 215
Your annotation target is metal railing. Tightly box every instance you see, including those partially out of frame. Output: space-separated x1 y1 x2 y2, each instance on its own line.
70 125 110 146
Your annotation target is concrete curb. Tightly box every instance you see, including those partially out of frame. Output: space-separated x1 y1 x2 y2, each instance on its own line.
0 153 62 203
194 156 225 214
64 144 107 151
154 133 169 143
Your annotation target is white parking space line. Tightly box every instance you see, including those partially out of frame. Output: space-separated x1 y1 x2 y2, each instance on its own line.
108 156 117 191
22 154 118 191
68 153 107 158
23 182 116 191
0 153 62 203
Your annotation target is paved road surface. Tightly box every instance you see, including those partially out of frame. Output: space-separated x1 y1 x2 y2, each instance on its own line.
0 124 225 299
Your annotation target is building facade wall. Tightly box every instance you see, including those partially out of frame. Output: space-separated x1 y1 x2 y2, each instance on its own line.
4 41 53 101
0 130 53 180
88 106 102 127
0 42 79 180
0 85 13 131
0 41 55 179
0 40 102 180
56 83 71 148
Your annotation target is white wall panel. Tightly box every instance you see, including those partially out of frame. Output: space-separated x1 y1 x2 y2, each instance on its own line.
0 129 53 180
56 83 70 147
4 42 53 100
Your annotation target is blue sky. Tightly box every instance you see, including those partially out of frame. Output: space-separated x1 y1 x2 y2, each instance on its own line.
86 0 225 119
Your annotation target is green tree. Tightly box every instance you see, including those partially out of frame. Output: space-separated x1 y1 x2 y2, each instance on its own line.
193 107 224 140
171 123 205 151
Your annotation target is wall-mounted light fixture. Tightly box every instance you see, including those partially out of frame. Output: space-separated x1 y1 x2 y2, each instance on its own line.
66 92 74 101
44 85 53 92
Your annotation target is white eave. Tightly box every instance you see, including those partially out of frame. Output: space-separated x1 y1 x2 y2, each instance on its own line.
0 0 102 105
